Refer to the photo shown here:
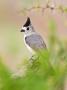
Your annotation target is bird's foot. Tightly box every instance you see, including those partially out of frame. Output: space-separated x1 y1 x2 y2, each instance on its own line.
29 55 39 62
29 55 40 70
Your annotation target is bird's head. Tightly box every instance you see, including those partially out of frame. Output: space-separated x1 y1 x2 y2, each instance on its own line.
20 17 35 35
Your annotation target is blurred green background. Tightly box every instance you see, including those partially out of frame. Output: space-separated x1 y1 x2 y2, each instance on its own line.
0 0 67 90
0 0 67 71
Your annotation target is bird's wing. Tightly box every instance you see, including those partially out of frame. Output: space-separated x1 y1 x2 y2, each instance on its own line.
25 34 47 52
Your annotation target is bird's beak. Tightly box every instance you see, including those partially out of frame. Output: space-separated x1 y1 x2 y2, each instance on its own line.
20 29 25 32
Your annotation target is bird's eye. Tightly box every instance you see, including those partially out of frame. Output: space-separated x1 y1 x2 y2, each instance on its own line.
27 27 29 30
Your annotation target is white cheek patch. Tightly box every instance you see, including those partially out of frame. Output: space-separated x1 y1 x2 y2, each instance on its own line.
22 27 27 31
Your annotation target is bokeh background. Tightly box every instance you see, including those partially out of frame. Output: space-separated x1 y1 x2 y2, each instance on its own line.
0 0 67 75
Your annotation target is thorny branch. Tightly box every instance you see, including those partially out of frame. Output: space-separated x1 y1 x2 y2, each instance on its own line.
18 1 67 15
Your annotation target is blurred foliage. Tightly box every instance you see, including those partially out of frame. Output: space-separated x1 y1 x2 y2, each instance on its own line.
4 26 24 56
7 28 21 55
0 20 67 90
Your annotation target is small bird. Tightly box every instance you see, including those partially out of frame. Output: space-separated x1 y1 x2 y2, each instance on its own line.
20 17 47 57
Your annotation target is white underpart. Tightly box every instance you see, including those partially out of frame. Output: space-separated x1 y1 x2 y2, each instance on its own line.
24 33 37 54
24 32 48 54
24 39 35 54
21 26 35 54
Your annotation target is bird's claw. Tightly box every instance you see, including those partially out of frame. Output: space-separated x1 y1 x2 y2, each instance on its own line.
29 55 39 62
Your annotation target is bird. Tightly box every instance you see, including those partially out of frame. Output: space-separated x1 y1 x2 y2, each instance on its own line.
20 17 47 60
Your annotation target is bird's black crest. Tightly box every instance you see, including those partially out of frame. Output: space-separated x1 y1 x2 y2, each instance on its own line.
23 17 31 27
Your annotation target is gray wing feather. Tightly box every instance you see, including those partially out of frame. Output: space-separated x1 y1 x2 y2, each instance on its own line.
25 34 46 51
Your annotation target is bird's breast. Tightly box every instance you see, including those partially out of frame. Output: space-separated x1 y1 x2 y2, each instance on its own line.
24 36 35 54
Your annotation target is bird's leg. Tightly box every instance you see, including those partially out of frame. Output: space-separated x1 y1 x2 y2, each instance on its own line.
29 55 40 70
29 55 39 62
